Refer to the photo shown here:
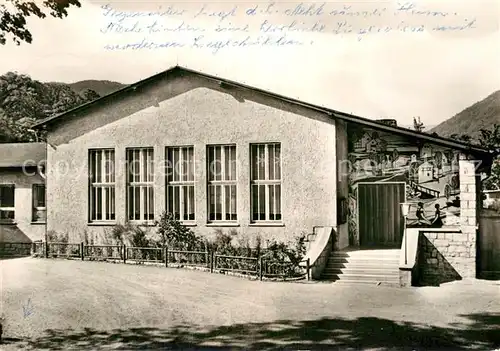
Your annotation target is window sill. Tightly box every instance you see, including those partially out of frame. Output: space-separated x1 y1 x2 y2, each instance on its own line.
206 223 240 227
0 221 17 226
31 221 46 225
249 222 285 227
128 221 156 227
88 222 117 226
181 222 197 227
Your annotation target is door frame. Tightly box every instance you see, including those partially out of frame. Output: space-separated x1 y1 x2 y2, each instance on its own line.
356 181 407 247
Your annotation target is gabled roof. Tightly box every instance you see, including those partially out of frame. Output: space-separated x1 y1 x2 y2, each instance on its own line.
0 142 46 168
33 65 493 156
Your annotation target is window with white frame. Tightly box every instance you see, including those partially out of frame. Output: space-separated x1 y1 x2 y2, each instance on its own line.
0 184 15 223
32 184 46 223
207 145 237 222
166 146 195 221
250 143 281 222
89 149 115 222
127 148 154 222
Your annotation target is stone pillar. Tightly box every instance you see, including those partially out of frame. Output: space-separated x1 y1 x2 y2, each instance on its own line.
458 155 479 278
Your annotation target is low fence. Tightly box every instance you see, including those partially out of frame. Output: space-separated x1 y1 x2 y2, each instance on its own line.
29 241 311 281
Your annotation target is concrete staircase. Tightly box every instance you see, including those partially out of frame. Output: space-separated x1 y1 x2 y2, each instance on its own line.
321 248 401 286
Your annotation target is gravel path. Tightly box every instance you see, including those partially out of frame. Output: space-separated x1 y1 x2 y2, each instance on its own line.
1 257 499 350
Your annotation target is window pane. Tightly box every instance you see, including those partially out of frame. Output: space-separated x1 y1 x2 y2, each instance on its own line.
230 184 237 221
148 186 154 220
215 147 222 181
258 184 265 220
208 185 215 221
250 145 257 181
269 145 275 180
166 148 173 183
215 185 222 220
269 184 275 220
174 186 180 220
105 187 110 220
134 186 140 220
128 187 134 220
188 186 195 220
188 147 194 181
275 145 281 180
275 184 282 220
96 151 102 183
34 208 46 222
110 151 115 183
224 185 230 220
33 185 45 207
110 187 116 220
231 146 236 181
174 148 180 182
91 187 96 221
252 184 259 221
0 210 14 221
96 187 102 220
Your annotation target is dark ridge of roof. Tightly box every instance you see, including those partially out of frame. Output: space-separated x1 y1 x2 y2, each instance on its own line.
0 142 46 168
33 65 493 156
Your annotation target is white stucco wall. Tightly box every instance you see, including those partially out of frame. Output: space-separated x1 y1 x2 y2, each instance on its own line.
46 73 339 246
0 169 46 242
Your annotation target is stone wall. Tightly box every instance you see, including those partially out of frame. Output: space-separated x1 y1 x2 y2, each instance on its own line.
418 231 474 286
416 157 481 286
0 242 32 257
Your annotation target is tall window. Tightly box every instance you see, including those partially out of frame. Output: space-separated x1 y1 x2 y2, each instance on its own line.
32 184 46 223
89 149 115 222
207 145 237 222
166 146 195 221
0 185 15 223
251 143 281 222
127 148 154 222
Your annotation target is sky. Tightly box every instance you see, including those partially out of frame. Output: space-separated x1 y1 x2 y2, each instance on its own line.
1 0 499 127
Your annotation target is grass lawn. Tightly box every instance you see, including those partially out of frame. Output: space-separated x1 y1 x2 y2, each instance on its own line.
1 257 499 350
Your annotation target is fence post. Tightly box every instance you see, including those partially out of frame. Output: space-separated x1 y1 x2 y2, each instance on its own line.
45 241 48 258
123 244 127 264
259 256 263 281
210 251 214 273
306 258 310 281
80 242 84 261
164 247 168 267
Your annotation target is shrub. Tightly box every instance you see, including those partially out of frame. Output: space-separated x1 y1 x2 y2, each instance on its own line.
154 211 204 250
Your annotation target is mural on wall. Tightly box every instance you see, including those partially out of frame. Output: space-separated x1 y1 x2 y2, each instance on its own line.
347 124 461 232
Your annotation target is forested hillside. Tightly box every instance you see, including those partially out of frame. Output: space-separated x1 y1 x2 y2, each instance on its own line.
0 72 125 143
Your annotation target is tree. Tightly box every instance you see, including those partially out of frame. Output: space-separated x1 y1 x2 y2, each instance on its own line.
82 89 100 102
413 116 425 132
1 0 81 45
478 124 500 191
478 124 500 150
450 133 472 143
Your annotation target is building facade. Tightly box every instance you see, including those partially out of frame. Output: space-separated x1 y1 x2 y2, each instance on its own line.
33 66 493 282
0 143 46 249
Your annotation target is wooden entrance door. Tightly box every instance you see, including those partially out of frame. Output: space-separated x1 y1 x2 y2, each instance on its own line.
358 182 406 247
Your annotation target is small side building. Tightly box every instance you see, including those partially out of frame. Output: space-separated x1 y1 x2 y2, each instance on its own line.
0 143 46 256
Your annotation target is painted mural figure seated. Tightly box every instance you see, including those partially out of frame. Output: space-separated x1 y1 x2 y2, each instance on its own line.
407 202 444 228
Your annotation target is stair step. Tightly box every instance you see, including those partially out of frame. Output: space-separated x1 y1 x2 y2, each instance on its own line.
327 259 399 266
326 264 399 270
332 253 400 259
340 273 399 281
332 279 401 287
321 272 400 280
322 268 399 275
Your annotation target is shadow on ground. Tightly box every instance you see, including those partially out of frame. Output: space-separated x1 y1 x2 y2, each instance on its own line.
3 313 499 350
